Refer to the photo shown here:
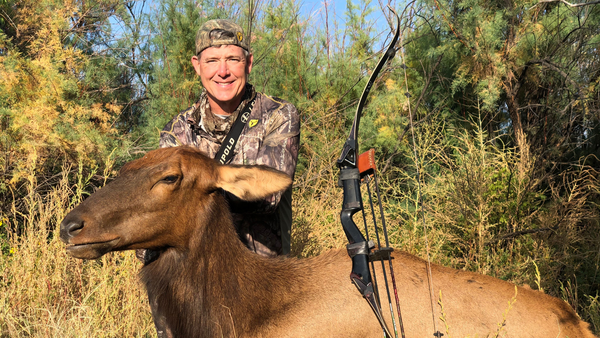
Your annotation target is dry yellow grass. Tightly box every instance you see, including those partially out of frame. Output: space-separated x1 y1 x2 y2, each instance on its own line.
0 170 154 337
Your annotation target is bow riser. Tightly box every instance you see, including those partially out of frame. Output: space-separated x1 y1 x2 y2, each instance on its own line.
339 166 370 283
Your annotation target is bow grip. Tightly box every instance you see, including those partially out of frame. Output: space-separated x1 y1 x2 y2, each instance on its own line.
339 166 371 285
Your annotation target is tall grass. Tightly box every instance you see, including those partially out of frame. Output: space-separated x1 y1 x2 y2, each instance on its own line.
0 165 154 337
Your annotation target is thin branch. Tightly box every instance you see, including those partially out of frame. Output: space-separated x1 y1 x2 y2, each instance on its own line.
413 54 444 116
0 9 19 34
86 83 132 94
529 0 600 9
380 53 444 174
381 109 437 173
431 0 475 53
526 59 581 93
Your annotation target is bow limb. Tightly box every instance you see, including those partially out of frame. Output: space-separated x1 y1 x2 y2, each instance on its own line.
338 7 401 169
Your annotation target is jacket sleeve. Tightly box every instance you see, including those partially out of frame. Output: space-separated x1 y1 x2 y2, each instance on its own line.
159 109 194 148
257 101 300 179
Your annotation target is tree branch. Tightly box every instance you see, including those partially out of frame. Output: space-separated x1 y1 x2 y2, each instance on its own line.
526 59 581 93
381 108 437 173
529 0 600 9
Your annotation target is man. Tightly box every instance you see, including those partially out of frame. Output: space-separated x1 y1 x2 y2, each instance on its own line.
141 19 299 338
157 19 300 257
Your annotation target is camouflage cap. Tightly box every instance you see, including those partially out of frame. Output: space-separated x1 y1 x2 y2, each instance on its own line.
195 19 249 55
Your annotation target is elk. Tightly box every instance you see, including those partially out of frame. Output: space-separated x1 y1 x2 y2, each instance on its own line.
60 146 597 338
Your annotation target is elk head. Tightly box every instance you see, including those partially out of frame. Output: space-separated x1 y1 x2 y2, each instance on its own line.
59 146 291 259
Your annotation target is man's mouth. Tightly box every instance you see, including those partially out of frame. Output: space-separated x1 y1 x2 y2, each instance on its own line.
214 80 235 86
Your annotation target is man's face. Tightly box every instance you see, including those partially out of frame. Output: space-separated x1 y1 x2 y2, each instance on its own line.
192 45 253 114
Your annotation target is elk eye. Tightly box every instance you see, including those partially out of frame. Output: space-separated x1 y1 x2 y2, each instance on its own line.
161 175 179 184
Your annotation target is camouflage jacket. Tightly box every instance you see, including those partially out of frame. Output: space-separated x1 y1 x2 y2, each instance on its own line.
159 85 300 257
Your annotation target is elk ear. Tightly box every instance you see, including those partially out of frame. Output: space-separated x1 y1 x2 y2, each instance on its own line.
216 165 292 201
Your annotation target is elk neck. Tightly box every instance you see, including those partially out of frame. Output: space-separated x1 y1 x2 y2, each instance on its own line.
139 191 303 337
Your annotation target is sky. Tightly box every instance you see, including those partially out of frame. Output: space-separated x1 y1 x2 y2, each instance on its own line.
108 0 401 52
299 0 401 49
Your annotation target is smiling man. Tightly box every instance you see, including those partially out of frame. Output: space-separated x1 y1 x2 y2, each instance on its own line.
157 19 300 258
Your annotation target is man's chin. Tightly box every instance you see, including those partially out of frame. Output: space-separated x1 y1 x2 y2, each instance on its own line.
205 88 245 113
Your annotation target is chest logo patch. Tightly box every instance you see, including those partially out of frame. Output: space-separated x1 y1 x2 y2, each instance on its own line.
248 119 259 128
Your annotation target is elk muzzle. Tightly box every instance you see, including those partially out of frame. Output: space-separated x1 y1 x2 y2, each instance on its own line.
60 214 121 260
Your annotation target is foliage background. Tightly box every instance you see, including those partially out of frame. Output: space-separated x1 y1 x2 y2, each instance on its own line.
0 0 599 336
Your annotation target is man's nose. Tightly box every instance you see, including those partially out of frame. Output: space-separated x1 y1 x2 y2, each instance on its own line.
217 60 230 77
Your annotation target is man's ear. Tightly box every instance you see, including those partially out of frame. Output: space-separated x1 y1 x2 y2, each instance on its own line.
246 53 253 75
191 55 202 76
216 165 291 201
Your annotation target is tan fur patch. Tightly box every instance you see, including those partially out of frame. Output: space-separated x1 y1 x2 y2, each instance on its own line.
217 165 291 201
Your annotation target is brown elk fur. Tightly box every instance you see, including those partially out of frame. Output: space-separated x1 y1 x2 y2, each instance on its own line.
60 146 597 338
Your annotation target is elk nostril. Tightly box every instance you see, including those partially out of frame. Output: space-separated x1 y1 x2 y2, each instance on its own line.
65 221 84 237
